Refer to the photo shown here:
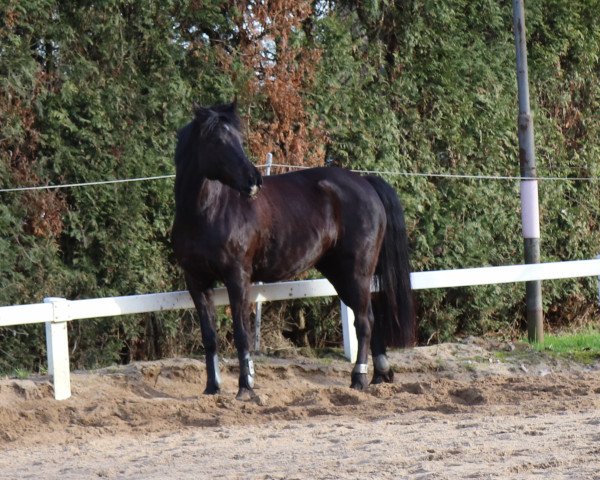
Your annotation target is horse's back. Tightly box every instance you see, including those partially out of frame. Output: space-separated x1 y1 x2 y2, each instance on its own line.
266 167 381 206
251 167 386 282
261 167 384 230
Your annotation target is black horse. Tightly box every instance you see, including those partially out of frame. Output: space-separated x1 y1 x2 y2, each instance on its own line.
172 102 415 399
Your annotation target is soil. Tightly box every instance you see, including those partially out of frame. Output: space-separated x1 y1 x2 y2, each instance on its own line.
1 338 599 479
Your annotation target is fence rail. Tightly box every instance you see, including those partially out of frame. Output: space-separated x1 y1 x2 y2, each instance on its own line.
2 259 600 400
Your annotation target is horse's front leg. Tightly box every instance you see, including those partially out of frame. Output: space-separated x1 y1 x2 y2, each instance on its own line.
185 274 222 394
225 271 255 400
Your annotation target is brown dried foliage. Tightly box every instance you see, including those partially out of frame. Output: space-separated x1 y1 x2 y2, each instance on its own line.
539 78 587 152
1 71 65 238
234 0 327 170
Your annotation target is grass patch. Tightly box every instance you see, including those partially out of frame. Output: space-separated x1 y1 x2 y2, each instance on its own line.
0 368 34 379
533 329 600 364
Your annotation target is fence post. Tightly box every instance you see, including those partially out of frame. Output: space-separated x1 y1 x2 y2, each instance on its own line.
340 301 357 362
513 0 544 343
254 153 273 352
44 297 71 400
597 255 600 306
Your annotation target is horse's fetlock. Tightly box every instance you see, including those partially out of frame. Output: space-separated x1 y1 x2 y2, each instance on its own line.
239 355 255 389
371 354 394 384
374 354 390 374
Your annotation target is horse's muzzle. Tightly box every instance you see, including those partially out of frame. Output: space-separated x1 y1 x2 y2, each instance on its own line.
246 167 263 198
248 184 261 198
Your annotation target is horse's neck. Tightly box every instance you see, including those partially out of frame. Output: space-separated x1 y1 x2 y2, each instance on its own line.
176 172 228 222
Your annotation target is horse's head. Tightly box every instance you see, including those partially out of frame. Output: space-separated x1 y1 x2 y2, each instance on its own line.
193 102 262 198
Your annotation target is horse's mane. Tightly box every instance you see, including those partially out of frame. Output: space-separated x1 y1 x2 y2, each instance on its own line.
194 103 243 141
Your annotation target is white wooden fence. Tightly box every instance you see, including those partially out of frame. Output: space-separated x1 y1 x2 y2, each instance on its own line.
2 258 600 400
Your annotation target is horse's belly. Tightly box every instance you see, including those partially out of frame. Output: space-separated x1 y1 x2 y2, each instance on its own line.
251 262 313 283
251 236 334 283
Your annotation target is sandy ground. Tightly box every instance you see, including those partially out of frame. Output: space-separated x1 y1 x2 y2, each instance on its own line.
1 339 599 479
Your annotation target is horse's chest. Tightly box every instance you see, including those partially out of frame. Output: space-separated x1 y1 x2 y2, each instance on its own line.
174 222 252 272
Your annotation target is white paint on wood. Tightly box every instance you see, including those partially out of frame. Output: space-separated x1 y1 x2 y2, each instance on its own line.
44 298 71 400
340 301 357 362
2 259 600 399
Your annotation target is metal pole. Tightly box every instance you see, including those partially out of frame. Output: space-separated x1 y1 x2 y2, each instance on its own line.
513 0 544 343
253 153 273 351
597 254 600 306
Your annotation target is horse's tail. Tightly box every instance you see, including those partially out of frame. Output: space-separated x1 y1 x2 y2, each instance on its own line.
365 175 416 348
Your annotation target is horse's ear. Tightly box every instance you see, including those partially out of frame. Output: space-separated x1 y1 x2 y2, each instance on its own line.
194 104 211 120
225 99 237 113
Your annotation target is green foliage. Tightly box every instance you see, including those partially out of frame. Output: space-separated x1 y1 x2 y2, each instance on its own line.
2 0 600 372
311 0 600 341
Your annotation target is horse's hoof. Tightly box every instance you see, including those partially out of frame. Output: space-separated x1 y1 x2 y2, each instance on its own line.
236 387 256 401
203 383 221 395
350 372 369 390
371 368 394 384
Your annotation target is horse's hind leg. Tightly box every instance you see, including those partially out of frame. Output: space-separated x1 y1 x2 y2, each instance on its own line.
345 287 375 390
320 266 374 390
346 287 394 387
185 273 222 394
370 296 394 384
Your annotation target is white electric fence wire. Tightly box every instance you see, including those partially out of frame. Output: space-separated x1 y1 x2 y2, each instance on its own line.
0 174 176 193
1 164 600 193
